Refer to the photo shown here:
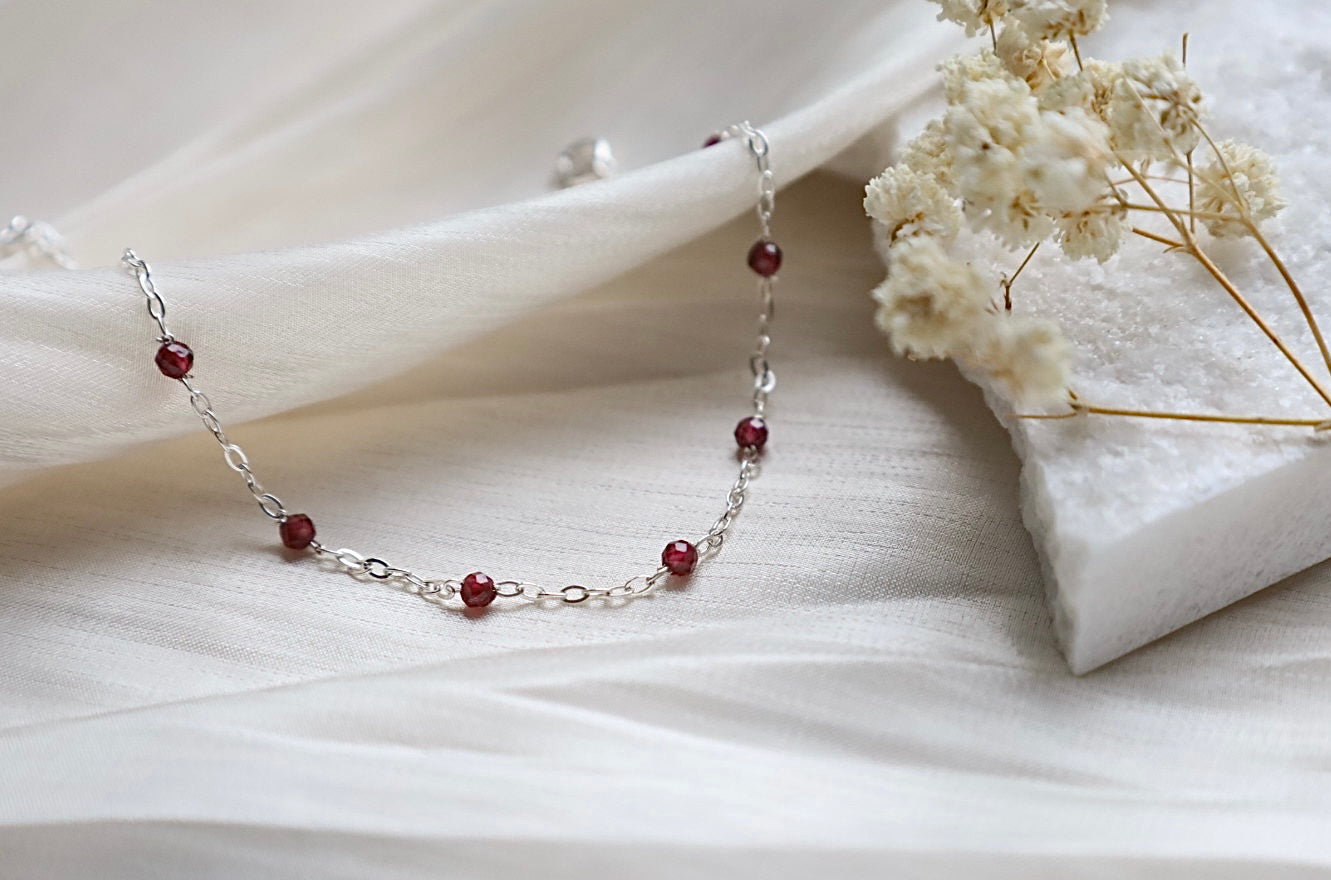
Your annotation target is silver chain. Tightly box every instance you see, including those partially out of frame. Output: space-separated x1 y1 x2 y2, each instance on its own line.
729 122 777 419
0 215 79 270
110 122 780 610
124 248 292 523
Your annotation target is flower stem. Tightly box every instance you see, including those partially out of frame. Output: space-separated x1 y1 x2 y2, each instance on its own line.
1250 223 1331 379
1014 404 1326 429
1131 227 1184 250
1121 203 1232 222
1182 33 1196 234
1121 160 1331 410
1002 243 1040 311
1186 150 1197 234
1192 121 1331 380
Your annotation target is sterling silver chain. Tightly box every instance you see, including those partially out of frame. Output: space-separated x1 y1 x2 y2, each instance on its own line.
1 215 80 270
46 122 780 611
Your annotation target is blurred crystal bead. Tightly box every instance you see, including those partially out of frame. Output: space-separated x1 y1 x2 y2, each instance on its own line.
555 137 617 188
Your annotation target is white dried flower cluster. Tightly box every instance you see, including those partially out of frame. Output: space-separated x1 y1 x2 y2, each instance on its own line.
1009 0 1107 40
933 0 1010 37
864 165 963 251
1038 59 1119 118
944 54 1115 251
868 237 1073 404
1196 140 1287 238
996 21 1071 92
871 237 990 359
899 119 956 190
1107 54 1203 161
971 314 1074 403
1056 199 1126 263
865 0 1288 407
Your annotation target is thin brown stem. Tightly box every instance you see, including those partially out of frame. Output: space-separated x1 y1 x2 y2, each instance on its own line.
1192 119 1331 379
1070 34 1084 70
1182 36 1196 234
1110 175 1190 187
1186 150 1197 234
1014 404 1326 429
1002 243 1041 311
1193 123 1240 192
1122 203 1232 221
1131 227 1184 250
1121 160 1331 410
1251 223 1331 379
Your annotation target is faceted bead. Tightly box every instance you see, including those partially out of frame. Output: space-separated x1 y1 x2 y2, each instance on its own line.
154 341 194 379
747 239 782 277
734 416 769 450
461 571 497 608
661 540 698 576
279 513 316 550
703 133 723 148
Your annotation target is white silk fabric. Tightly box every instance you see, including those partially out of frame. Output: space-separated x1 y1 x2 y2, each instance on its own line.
1 0 1329 877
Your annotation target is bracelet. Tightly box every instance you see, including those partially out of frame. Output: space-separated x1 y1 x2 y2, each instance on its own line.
122 122 782 612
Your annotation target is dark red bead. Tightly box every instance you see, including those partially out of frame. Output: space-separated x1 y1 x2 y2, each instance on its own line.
461 571 497 608
747 239 782 277
154 341 194 379
734 416 769 450
279 513 316 550
661 540 698 576
703 133 723 148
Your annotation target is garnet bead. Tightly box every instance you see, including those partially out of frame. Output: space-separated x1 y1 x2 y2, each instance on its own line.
661 540 698 576
279 513 316 550
154 341 194 379
461 571 497 608
703 133 723 148
747 239 782 277
734 416 768 450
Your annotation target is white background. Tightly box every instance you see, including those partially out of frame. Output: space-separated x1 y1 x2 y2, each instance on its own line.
1 1 1328 877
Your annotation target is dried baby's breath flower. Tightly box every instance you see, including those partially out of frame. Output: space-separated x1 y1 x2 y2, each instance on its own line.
947 76 1055 248
1009 0 1107 40
941 50 1014 104
996 21 1072 92
864 166 963 247
873 236 992 358
1108 53 1203 161
867 0 1321 428
1038 59 1123 118
899 119 957 193
969 314 1072 404
931 0 1011 37
1022 107 1113 213
1196 140 1287 238
1056 200 1128 262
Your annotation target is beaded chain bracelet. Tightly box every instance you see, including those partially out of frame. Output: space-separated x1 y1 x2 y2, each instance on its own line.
121 122 781 611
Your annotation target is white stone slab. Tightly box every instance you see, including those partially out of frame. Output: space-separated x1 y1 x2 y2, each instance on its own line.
948 5 1331 671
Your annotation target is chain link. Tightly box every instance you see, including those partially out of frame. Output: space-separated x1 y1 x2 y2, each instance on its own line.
114 120 779 611
1 215 80 270
123 252 294 524
123 248 174 341
726 122 775 237
304 537 672 606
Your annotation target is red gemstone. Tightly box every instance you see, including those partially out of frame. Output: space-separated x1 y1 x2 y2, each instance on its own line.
747 239 782 277
461 571 497 608
279 513 316 550
661 540 698 576
703 133 723 148
734 416 769 450
154 341 194 379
